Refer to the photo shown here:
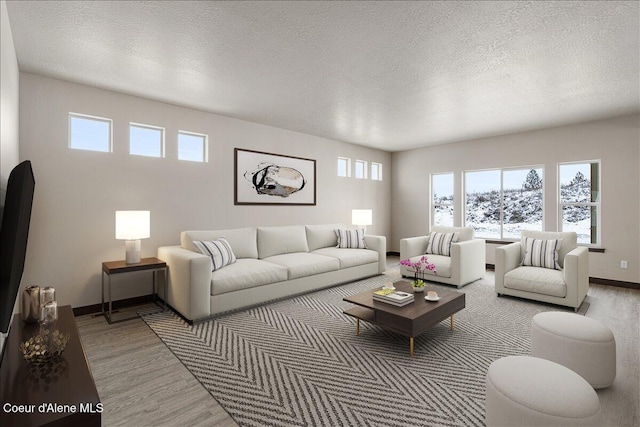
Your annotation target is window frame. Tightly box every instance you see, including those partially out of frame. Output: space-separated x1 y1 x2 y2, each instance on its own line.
558 160 601 246
431 172 455 227
355 159 368 179
371 162 383 181
337 157 351 177
463 165 545 241
177 130 208 162
68 112 113 153
129 122 166 158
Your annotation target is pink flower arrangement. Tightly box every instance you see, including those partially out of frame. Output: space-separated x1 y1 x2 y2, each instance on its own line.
400 255 436 279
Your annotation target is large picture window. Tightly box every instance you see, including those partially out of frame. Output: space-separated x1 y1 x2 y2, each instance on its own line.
503 168 543 239
559 161 600 245
432 173 454 227
464 167 543 239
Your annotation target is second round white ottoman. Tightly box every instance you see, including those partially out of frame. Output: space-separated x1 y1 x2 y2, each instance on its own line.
531 311 616 388
486 356 603 426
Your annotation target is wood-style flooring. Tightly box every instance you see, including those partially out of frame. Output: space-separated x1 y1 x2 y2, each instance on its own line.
76 309 238 427
76 258 639 427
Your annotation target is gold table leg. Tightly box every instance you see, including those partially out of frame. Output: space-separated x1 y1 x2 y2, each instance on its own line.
450 315 454 331
356 318 360 336
410 337 414 357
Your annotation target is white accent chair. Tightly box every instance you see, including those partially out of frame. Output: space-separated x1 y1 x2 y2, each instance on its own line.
399 226 486 288
495 230 589 311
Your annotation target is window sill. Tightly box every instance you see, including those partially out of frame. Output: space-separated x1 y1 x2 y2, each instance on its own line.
483 239 605 253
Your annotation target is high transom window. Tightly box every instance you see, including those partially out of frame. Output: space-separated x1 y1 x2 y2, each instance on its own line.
337 157 351 177
69 113 112 152
130 123 164 158
178 131 207 162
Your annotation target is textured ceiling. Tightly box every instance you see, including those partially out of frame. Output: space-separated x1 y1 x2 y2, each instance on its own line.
6 1 640 152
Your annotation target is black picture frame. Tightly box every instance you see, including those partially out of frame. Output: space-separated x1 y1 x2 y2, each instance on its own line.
234 148 316 206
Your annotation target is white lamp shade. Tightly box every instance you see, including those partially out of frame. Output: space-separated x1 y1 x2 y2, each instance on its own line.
115 211 150 240
352 209 373 226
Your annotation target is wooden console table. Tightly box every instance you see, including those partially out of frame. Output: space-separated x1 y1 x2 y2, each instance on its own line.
0 305 101 426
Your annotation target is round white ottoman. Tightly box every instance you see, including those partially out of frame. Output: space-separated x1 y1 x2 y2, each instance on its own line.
486 356 603 426
531 312 616 388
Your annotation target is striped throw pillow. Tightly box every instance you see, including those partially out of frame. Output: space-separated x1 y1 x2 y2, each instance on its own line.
522 237 563 270
193 238 237 271
335 228 367 249
426 231 458 256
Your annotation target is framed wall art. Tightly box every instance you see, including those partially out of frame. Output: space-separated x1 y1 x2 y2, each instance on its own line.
234 148 316 205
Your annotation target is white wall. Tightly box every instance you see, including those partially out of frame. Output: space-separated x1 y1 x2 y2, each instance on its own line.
1 0 19 212
391 114 640 283
19 73 392 308
0 0 20 350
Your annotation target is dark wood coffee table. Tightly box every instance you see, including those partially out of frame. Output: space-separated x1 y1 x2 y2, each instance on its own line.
343 280 465 356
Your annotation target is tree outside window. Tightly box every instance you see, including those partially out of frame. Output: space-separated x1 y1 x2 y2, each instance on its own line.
465 167 544 239
502 168 543 239
559 162 600 245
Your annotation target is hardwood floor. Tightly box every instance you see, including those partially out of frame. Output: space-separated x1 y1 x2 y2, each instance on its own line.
75 308 238 427
76 258 639 426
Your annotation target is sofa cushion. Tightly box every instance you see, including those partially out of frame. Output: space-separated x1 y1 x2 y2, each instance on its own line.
335 228 367 249
504 266 567 297
312 247 378 269
182 228 258 259
407 254 451 278
257 225 309 259
210 258 288 295
522 237 562 270
262 252 340 280
305 223 345 251
426 231 458 256
193 238 236 271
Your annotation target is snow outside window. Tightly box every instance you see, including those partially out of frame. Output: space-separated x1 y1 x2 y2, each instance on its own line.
130 123 165 158
69 113 112 152
464 167 544 240
559 161 600 245
432 173 454 227
338 157 351 177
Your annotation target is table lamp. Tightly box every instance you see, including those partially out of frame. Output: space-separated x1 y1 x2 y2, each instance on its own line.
115 210 150 264
352 209 372 232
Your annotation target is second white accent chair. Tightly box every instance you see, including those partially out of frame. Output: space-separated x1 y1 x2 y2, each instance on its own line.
495 230 589 311
400 226 486 288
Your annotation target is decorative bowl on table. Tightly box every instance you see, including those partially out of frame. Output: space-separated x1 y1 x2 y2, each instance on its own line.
20 328 70 365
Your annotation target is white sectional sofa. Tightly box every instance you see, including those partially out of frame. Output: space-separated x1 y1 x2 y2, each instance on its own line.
158 224 386 322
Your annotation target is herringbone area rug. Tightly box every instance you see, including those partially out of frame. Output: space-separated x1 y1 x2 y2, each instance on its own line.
141 275 588 427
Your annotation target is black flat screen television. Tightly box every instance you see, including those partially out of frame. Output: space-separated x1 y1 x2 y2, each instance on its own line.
0 160 35 334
